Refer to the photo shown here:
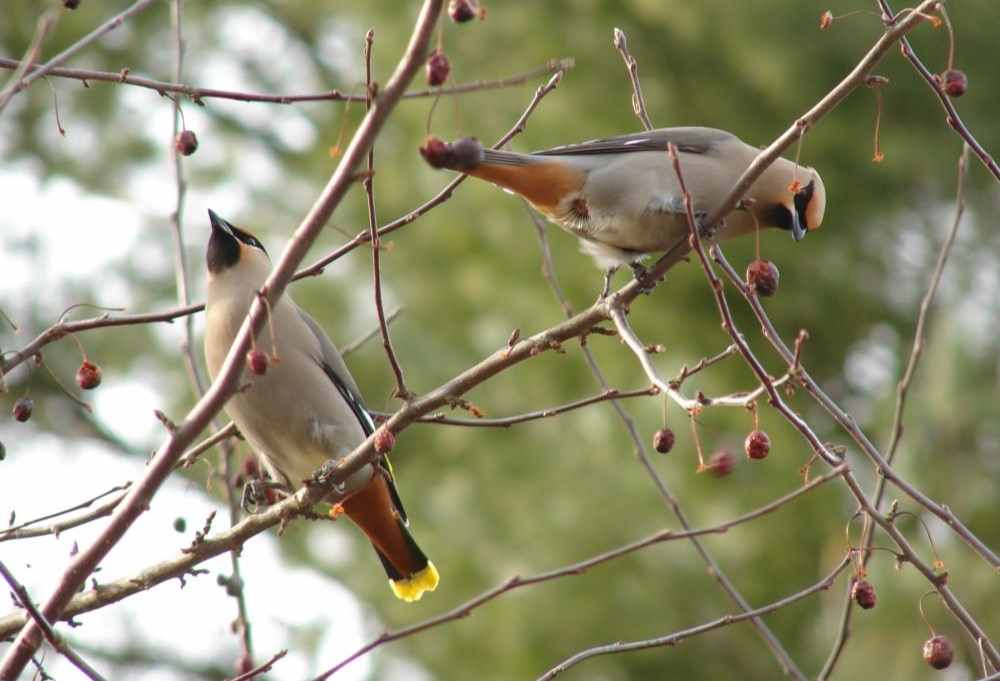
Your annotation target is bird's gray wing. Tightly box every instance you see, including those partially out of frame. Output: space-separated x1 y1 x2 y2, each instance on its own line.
533 126 735 157
298 305 409 522
297 306 365 403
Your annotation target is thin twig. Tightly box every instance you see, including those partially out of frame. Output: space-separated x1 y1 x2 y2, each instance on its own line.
313 467 846 679
405 386 658 427
0 0 160 112
0 561 107 681
0 485 129 542
536 554 853 680
362 29 410 399
0 57 573 105
876 0 999 182
612 28 653 131
0 10 58 113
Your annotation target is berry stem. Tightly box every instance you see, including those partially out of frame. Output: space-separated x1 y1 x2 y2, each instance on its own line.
918 590 940 636
689 411 706 471
255 291 280 362
939 4 955 71
67 332 89 361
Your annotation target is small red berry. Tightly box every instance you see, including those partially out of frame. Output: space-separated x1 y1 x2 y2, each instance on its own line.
426 50 451 87
922 634 954 670
174 129 198 156
246 349 268 376
746 259 780 297
12 398 33 423
76 360 102 390
941 69 968 98
707 449 734 477
374 428 396 454
819 10 833 30
419 137 450 168
653 427 675 454
851 578 877 609
744 430 771 460
448 0 483 23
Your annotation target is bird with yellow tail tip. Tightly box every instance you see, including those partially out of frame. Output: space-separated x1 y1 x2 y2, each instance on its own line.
420 127 826 286
203 210 438 602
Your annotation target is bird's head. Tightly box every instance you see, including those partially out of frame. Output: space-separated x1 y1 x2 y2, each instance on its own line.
752 164 826 241
206 209 270 281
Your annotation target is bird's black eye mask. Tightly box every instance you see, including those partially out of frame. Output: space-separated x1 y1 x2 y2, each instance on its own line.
230 226 268 256
794 180 816 230
207 210 268 274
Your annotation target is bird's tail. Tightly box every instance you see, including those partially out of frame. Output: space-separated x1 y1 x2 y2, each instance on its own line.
342 473 439 602
419 136 585 215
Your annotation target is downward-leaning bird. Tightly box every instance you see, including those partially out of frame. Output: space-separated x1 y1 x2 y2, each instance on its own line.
202 209 438 602
420 126 826 274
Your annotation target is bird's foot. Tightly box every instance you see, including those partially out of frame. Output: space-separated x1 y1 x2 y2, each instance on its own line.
629 261 656 295
241 480 287 513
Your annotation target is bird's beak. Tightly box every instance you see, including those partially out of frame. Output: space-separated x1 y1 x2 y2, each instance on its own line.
790 209 806 242
208 209 235 238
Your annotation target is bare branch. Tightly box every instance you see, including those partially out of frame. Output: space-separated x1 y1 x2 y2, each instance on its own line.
0 0 160 113
0 561 107 681
0 57 572 105
536 554 853 680
313 466 847 679
0 485 130 543
876 0 999 181
612 28 653 131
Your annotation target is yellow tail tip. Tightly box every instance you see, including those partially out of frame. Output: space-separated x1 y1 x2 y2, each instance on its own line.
390 562 440 602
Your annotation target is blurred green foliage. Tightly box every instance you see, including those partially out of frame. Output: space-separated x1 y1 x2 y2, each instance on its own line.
2 1 999 679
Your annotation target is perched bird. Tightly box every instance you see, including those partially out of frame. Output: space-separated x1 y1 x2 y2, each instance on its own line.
203 210 438 602
421 127 826 273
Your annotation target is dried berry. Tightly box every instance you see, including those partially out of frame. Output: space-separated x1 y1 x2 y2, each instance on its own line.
707 449 734 477
744 430 771 460
419 136 483 171
63 0 80 8
746 259 780 297
173 517 187 533
922 634 954 670
76 360 102 390
448 0 483 22
374 428 396 454
174 129 199 156
12 398 33 423
851 578 877 609
426 50 451 87
941 69 968 98
653 427 675 454
246 349 268 376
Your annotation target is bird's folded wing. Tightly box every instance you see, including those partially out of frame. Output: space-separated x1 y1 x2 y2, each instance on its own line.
532 127 733 157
